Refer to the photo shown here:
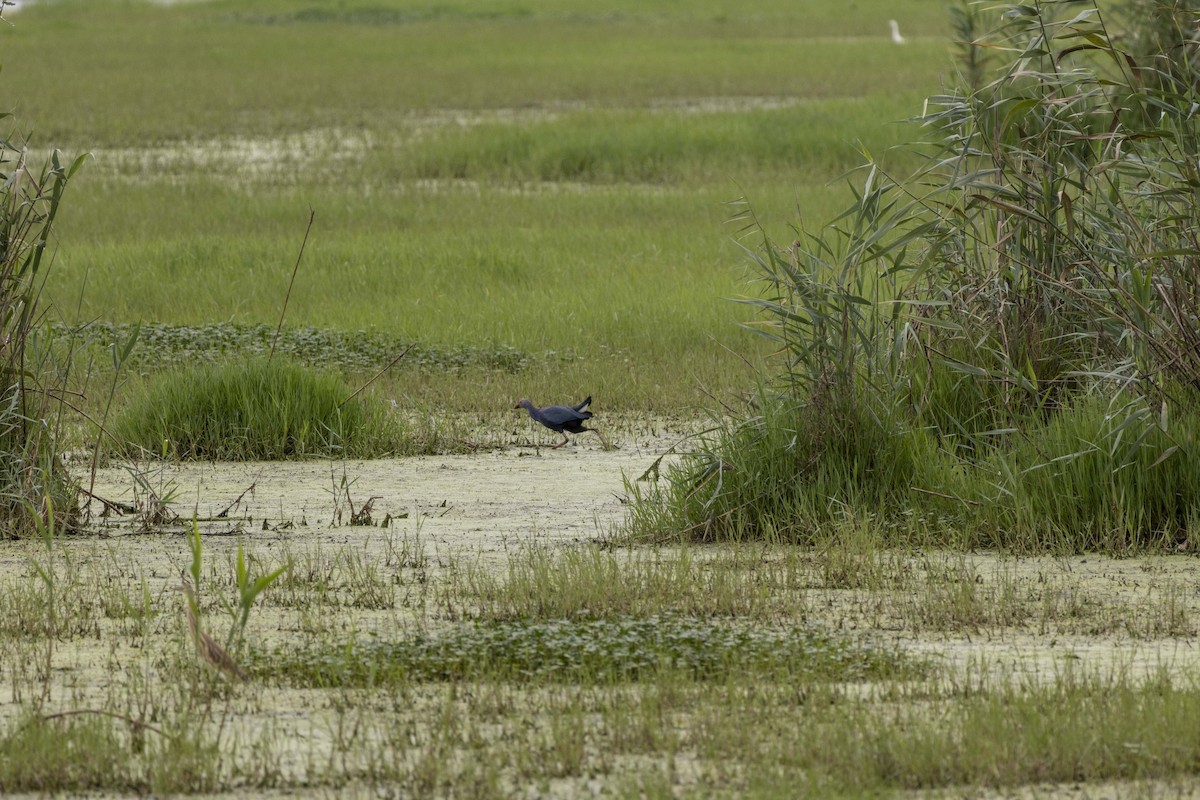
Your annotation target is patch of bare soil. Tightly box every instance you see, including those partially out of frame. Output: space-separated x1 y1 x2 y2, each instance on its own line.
80 434 674 554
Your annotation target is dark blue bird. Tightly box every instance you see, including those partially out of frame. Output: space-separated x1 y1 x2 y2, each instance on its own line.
514 396 609 449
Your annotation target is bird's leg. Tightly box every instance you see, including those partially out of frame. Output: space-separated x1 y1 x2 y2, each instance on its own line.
553 433 569 449
581 426 612 449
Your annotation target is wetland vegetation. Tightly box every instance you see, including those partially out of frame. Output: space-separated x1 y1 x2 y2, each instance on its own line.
5 0 1200 797
631 0 1200 553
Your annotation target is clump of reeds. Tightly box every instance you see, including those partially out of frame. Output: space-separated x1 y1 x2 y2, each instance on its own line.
0 124 87 538
632 0 1200 550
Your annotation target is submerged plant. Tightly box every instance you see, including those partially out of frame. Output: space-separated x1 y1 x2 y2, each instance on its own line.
263 615 917 687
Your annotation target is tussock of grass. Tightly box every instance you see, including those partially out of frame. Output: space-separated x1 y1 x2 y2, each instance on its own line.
973 396 1200 550
631 385 1200 550
627 394 959 544
110 358 413 460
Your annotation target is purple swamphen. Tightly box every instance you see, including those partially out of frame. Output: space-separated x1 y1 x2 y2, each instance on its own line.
514 395 610 449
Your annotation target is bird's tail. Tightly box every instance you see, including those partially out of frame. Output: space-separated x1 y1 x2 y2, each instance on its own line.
574 396 592 412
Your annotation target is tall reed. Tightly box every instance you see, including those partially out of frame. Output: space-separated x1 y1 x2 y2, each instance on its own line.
631 0 1200 549
0 118 86 537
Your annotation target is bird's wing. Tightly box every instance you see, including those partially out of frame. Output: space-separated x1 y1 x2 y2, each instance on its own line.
540 405 591 426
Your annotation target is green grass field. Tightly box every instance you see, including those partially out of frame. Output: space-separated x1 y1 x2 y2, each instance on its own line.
2 0 955 413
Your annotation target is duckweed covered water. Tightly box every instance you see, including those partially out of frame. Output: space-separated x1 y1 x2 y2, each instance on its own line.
262 615 918 686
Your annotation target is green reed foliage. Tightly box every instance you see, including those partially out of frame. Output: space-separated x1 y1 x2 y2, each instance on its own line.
110 358 409 460
633 0 1200 548
0 120 86 537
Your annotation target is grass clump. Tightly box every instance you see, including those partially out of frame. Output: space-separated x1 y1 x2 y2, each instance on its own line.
110 357 411 459
974 395 1200 550
631 394 951 544
632 0 1200 550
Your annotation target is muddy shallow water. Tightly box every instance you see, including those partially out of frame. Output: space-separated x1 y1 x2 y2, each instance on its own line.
6 433 1200 796
48 432 1200 684
83 439 652 553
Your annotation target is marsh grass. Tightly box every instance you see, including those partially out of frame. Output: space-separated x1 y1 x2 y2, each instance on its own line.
971 395 1200 550
0 708 224 795
72 321 531 374
13 0 1200 795
460 543 809 621
627 393 955 544
0 710 141 794
109 357 414 459
407 102 926 185
8 667 1200 795
697 670 1200 793
3 1 951 145
0 551 98 640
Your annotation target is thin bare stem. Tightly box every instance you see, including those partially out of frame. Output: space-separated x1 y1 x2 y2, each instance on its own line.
269 208 315 365
339 343 415 409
